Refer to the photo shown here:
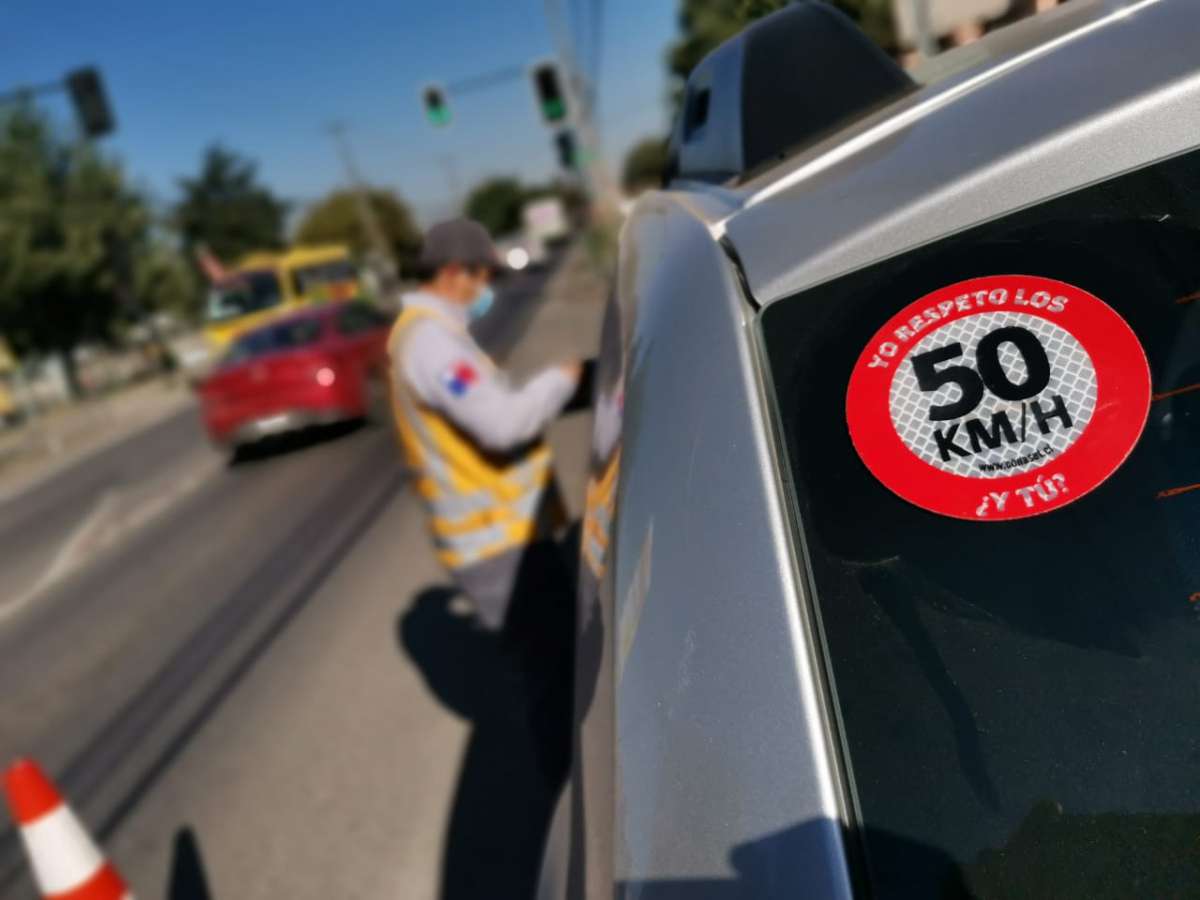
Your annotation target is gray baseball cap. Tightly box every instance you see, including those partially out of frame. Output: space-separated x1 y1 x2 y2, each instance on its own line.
418 218 499 270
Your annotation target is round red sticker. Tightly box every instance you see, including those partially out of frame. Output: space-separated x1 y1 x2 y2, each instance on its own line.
846 275 1150 521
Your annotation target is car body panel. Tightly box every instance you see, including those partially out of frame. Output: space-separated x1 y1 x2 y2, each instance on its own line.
554 192 851 896
550 0 1200 896
721 0 1199 306
198 306 388 446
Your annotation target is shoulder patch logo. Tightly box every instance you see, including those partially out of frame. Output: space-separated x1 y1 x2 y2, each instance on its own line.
441 361 480 397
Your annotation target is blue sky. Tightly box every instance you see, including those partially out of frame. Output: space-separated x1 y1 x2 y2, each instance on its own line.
2 0 679 225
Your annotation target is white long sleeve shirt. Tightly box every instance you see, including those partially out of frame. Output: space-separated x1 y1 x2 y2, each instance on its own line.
392 291 576 453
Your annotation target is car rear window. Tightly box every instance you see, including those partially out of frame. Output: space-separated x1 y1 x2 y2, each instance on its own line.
292 260 358 296
225 318 324 365
206 270 283 323
760 146 1200 897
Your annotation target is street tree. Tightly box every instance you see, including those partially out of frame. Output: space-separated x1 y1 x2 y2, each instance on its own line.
0 108 150 393
667 0 896 99
827 0 897 50
135 242 198 319
464 177 527 238
295 188 421 274
174 145 287 266
621 138 670 193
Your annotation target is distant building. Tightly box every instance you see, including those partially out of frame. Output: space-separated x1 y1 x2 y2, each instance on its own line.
893 0 1067 64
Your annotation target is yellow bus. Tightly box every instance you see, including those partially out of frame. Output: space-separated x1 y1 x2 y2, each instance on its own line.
203 245 364 349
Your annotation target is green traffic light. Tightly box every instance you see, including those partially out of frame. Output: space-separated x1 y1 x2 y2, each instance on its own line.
541 98 565 122
424 87 450 127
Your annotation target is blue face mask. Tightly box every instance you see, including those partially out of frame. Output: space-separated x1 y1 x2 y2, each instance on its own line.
468 285 495 321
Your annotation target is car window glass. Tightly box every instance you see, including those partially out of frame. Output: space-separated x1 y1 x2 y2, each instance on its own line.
205 270 283 322
760 146 1200 898
293 260 358 296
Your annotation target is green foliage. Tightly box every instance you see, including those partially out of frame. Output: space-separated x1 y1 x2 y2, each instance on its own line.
0 107 147 371
463 177 586 238
295 188 421 271
173 145 287 265
464 177 528 237
827 0 897 50
135 242 198 318
621 137 670 193
667 0 897 98
667 0 774 89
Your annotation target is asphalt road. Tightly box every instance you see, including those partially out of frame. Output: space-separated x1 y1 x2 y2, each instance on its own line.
0 410 210 609
0 260 562 898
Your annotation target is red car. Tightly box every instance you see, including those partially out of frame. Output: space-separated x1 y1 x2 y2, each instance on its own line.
198 301 393 451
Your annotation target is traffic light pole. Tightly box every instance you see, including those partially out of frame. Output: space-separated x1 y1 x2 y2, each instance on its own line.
542 0 621 223
436 154 464 212
569 108 620 223
421 21 620 221
445 65 528 96
909 0 938 59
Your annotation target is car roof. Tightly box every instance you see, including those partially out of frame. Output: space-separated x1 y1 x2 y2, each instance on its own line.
691 0 1198 306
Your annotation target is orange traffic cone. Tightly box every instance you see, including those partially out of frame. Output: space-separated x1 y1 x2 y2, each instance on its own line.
3 759 131 899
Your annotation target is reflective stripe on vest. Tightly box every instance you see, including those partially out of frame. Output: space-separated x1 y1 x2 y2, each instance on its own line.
388 306 553 570
581 450 619 579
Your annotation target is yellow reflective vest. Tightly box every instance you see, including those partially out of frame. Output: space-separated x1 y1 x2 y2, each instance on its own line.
387 306 554 571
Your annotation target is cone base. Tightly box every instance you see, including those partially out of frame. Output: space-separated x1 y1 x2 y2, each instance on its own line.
47 861 128 900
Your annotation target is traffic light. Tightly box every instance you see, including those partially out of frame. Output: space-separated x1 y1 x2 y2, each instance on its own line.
532 63 568 125
554 130 577 170
65 67 114 138
423 85 450 127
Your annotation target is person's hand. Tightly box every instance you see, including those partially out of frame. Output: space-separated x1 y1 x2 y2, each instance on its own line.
559 361 583 383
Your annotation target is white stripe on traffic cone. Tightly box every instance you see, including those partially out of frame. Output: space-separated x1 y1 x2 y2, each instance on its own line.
3 759 132 900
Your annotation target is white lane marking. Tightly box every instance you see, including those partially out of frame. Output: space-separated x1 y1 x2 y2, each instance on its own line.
0 453 221 623
22 490 120 602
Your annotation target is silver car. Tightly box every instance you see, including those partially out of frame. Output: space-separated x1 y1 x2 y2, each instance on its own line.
542 1 1200 897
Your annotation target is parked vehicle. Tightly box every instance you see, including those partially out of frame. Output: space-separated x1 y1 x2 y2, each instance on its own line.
197 301 391 453
543 2 1200 897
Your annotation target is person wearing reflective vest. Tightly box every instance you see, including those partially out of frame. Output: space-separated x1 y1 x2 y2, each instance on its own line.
388 219 581 630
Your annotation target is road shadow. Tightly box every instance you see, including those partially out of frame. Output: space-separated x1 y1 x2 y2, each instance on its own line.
397 537 575 900
166 826 213 900
228 420 368 466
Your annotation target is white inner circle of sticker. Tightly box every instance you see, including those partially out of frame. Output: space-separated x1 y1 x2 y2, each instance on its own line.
888 311 1097 479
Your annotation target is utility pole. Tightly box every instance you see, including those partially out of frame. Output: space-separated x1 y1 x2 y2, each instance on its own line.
437 154 464 213
542 0 621 223
325 122 399 292
910 0 939 60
